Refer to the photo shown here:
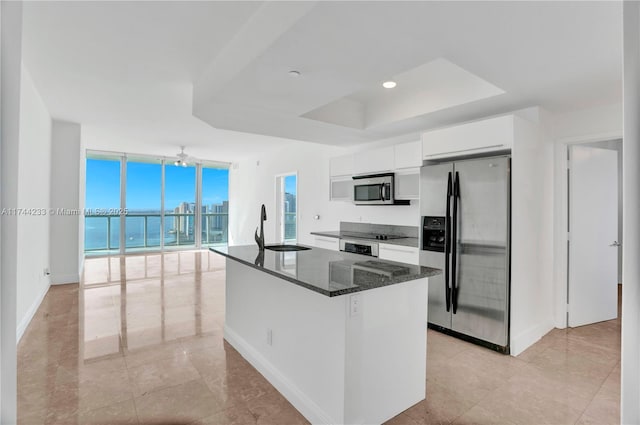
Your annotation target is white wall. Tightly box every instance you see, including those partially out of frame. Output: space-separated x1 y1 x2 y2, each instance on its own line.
229 142 339 246
50 120 82 284
16 65 52 339
228 142 420 247
509 112 555 355
622 2 640 423
1 2 23 421
78 134 86 277
550 102 623 329
325 200 419 230
553 102 622 142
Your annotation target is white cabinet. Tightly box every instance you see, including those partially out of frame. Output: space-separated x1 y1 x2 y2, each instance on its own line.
330 154 354 177
394 141 422 169
353 146 394 175
422 115 514 159
330 177 353 201
378 244 420 265
314 236 340 251
395 170 420 200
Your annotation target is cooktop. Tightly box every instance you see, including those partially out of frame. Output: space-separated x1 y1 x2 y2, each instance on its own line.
340 231 407 241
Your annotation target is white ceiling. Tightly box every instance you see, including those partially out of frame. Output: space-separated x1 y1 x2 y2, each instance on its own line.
22 1 622 160
302 58 506 129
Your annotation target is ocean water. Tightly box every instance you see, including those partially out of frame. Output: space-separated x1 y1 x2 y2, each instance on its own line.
85 215 228 251
85 216 177 250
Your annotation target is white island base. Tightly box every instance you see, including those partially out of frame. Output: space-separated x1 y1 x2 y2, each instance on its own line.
223 258 428 425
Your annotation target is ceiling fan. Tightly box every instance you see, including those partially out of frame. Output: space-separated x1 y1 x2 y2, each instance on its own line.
174 146 193 167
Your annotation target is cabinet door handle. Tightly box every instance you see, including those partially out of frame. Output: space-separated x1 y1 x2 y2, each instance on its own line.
380 246 417 253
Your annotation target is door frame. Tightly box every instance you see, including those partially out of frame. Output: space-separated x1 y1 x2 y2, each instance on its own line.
553 132 622 329
567 144 619 327
274 171 298 243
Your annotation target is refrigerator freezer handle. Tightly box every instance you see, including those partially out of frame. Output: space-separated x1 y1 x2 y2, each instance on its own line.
445 172 452 312
452 171 459 314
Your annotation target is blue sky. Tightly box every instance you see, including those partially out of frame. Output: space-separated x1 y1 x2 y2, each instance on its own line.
85 158 229 211
285 174 296 195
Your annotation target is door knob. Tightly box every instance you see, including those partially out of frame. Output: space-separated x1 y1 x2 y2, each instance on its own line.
609 241 621 247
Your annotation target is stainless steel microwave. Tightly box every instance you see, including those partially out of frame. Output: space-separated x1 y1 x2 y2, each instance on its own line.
352 173 394 205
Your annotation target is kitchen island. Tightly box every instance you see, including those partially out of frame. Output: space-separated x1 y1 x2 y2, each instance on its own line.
210 244 440 425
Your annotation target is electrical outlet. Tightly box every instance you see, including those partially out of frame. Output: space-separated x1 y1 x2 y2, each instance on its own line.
350 294 360 317
266 328 273 346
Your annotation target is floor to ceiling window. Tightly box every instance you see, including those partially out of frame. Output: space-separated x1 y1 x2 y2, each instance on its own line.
84 152 229 255
85 155 121 254
126 158 162 251
164 164 196 249
201 166 229 246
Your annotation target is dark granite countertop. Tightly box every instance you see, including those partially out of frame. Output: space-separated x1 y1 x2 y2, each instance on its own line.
210 245 440 297
311 230 420 248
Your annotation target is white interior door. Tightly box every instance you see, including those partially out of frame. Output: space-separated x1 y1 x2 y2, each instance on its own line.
568 145 618 327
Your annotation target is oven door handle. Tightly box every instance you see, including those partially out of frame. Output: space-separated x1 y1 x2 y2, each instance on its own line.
379 185 385 201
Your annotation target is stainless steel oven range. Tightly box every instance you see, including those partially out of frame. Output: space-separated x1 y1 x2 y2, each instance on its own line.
339 239 379 257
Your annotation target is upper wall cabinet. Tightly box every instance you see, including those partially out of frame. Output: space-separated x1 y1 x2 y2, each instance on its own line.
422 115 514 159
330 154 354 177
394 141 422 169
353 146 394 175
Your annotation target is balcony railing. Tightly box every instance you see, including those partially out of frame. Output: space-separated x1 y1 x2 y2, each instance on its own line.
84 213 228 252
284 212 296 241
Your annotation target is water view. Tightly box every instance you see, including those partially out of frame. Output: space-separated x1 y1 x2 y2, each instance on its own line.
84 157 230 252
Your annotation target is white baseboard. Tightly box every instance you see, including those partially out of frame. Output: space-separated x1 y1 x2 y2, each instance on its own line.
51 273 79 285
510 321 555 356
78 260 84 283
224 325 336 425
17 283 50 342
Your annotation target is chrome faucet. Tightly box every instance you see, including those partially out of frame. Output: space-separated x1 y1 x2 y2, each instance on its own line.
255 204 267 250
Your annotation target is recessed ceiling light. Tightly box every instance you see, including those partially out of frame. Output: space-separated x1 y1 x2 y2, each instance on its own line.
382 81 397 89
289 70 301 77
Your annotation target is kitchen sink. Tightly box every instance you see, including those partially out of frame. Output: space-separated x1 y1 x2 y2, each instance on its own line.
264 244 311 252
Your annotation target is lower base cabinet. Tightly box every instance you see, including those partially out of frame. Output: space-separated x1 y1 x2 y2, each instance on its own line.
378 244 419 265
314 236 340 251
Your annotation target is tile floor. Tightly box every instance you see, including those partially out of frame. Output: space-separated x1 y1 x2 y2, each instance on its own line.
18 251 620 425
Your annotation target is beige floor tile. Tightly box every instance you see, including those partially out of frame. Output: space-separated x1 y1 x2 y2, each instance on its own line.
179 332 225 354
403 380 477 424
17 253 622 425
383 412 420 425
244 390 291 420
576 392 620 425
190 406 257 425
134 379 224 424
256 404 310 425
527 346 614 388
123 339 187 369
452 404 517 425
127 352 201 396
472 382 585 425
77 399 139 425
17 406 48 425
426 350 508 405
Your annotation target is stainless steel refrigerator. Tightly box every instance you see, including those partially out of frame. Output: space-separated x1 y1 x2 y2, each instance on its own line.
420 155 510 353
